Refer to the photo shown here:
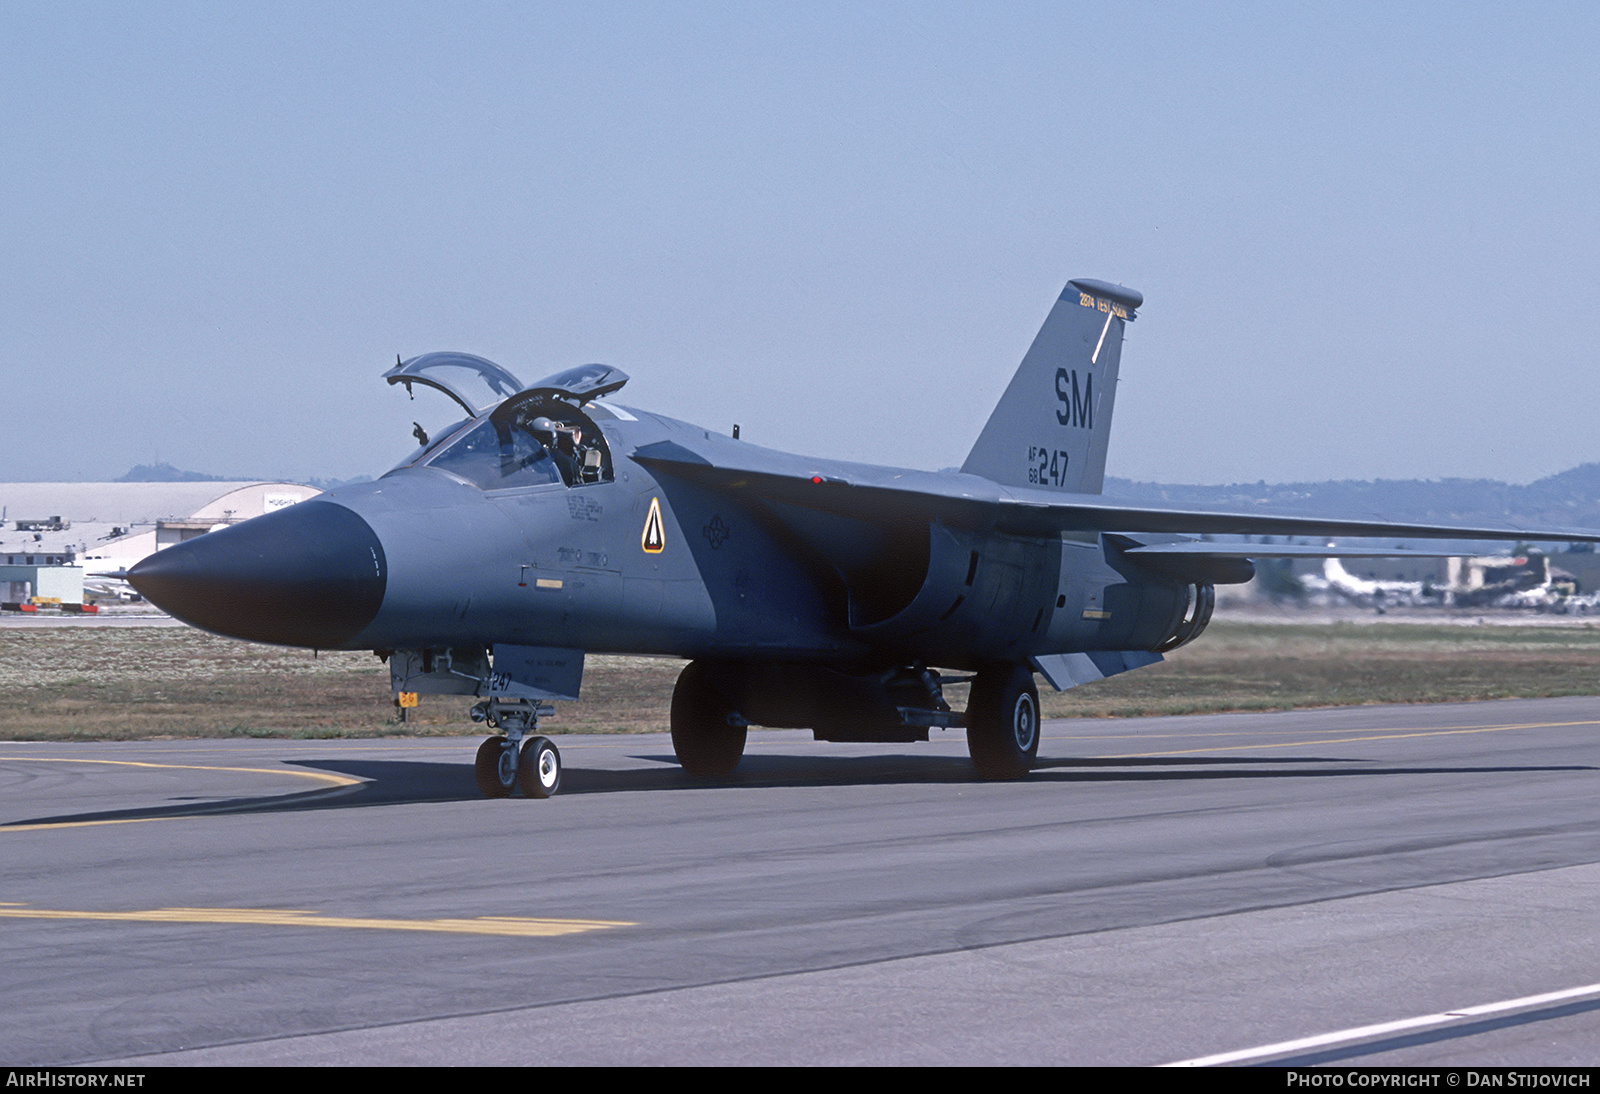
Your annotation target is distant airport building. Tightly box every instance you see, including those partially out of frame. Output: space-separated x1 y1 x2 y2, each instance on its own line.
0 482 321 607
1225 545 1600 611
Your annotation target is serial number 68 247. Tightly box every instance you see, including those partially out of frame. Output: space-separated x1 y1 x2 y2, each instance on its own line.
1028 445 1071 487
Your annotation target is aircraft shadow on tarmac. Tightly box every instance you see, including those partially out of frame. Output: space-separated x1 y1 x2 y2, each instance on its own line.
5 751 1594 829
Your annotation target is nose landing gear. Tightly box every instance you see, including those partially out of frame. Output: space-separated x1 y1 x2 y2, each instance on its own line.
470 697 563 799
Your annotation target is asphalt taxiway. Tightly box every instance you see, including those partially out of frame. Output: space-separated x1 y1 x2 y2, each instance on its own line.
3 697 1600 1065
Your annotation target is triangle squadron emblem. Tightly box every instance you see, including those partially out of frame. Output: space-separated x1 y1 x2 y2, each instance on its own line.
641 496 666 554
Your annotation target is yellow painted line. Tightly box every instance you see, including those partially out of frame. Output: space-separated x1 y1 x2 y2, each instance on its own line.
0 757 364 831
2 816 193 833
1045 718 1600 745
0 756 361 787
1101 719 1600 759
0 904 633 937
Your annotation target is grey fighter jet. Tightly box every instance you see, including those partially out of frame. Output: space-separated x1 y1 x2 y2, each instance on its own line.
128 280 1600 798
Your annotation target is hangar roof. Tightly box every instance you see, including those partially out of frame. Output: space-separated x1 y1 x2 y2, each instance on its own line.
0 483 313 525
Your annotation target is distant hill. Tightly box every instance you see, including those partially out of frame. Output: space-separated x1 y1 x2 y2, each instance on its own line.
112 464 372 490
1104 463 1600 533
116 463 226 483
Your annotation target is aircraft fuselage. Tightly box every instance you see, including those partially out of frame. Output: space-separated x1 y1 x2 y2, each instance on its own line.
130 404 1197 674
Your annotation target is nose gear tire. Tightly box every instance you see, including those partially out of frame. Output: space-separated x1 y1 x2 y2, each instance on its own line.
519 736 562 798
475 736 516 798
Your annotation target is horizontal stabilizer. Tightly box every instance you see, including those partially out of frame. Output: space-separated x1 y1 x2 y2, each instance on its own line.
1122 543 1474 561
1115 540 1475 585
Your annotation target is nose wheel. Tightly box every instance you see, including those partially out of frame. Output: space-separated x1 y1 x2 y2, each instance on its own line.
474 736 518 798
519 736 562 798
470 698 563 799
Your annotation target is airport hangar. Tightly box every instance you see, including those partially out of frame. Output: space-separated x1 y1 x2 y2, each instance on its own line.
0 482 320 608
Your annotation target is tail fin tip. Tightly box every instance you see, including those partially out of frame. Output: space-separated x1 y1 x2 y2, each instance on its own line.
1066 278 1143 312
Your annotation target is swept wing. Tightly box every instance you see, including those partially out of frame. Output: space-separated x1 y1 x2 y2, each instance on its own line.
631 440 1600 549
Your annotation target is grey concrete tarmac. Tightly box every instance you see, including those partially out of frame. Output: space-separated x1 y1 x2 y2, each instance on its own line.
3 696 1600 1066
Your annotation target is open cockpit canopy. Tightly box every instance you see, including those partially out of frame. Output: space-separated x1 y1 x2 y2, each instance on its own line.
515 363 630 405
385 353 628 489
384 352 526 417
385 355 630 416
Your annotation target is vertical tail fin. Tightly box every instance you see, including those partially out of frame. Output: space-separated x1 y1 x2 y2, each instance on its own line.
961 278 1141 495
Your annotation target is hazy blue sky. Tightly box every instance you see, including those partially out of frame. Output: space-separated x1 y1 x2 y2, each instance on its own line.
5 2 1599 486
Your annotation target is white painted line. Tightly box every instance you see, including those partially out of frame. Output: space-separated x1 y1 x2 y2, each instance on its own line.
1162 981 1600 1067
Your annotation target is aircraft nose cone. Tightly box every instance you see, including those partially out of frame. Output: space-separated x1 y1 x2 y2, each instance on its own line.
127 501 387 647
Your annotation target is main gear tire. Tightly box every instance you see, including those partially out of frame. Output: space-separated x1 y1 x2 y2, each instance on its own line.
965 663 1040 781
670 661 747 777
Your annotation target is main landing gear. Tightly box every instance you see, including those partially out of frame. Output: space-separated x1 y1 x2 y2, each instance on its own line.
664 658 1043 782
964 663 1040 780
670 660 749 777
470 697 562 799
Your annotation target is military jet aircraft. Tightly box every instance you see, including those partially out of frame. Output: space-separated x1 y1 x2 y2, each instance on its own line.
127 279 1600 798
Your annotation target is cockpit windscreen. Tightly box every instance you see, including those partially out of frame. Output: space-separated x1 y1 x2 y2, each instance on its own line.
426 419 563 491
417 393 614 491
